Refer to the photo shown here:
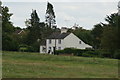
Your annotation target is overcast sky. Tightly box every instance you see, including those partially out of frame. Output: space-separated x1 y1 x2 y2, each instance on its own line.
2 0 119 29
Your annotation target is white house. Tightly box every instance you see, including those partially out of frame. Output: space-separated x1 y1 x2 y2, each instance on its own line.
40 28 92 54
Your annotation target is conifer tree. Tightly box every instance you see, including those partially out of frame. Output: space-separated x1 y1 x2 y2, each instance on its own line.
45 2 56 29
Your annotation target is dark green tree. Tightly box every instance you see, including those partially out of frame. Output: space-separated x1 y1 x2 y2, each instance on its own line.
2 6 19 51
45 2 56 29
101 13 120 50
26 10 41 45
99 13 120 58
25 10 42 52
91 23 103 49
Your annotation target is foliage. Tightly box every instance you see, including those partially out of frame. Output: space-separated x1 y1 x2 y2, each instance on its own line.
55 48 94 56
100 13 120 56
45 2 56 29
113 49 120 59
91 23 103 49
2 33 19 51
91 13 120 58
26 10 41 46
2 6 14 33
24 3 59 52
2 6 19 51
82 51 99 57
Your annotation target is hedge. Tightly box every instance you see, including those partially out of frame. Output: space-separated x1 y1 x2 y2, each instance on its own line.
55 48 94 56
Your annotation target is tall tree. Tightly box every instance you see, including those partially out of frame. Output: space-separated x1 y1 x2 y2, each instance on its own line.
26 10 41 45
100 13 120 58
91 23 103 49
2 6 14 33
45 2 56 29
25 10 41 52
2 6 19 51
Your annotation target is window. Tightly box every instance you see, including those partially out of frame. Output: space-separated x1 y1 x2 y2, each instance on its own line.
42 47 46 51
49 39 52 44
58 47 61 50
79 41 81 44
58 39 61 44
49 47 51 50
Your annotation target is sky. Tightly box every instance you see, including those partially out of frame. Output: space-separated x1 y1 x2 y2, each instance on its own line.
2 0 119 30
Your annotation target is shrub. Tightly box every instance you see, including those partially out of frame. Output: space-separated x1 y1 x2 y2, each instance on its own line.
55 48 94 56
55 50 64 55
114 49 120 59
19 44 35 52
19 44 28 52
82 51 99 57
100 51 111 58
19 47 28 52
64 48 75 54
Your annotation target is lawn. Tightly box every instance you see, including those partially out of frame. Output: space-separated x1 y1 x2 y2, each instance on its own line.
2 51 118 78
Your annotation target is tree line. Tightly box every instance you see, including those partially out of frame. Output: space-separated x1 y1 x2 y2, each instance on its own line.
1 1 120 59
2 2 60 52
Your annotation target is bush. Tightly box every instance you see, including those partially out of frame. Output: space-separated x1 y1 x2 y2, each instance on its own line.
2 34 19 51
82 51 99 57
19 44 35 52
27 46 35 52
114 50 120 59
19 47 28 52
19 44 28 52
55 50 64 55
100 51 112 58
64 48 75 54
55 48 94 56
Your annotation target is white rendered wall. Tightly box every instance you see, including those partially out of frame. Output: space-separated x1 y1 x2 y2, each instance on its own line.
63 33 92 49
46 39 64 54
40 45 46 53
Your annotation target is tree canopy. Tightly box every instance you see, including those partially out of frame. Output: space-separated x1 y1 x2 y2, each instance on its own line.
45 2 56 29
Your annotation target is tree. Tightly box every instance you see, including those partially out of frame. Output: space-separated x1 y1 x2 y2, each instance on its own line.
45 2 56 29
2 6 14 33
24 3 58 52
99 13 120 58
91 23 103 49
25 10 43 52
2 6 19 51
105 13 118 27
26 10 41 45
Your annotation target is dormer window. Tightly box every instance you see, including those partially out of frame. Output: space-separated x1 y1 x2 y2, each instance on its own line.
49 39 52 44
79 41 81 44
58 39 61 44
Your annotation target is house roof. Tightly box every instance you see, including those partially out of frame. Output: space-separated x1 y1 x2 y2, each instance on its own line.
47 32 70 39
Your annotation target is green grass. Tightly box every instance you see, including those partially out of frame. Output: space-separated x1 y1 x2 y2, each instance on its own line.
2 51 118 78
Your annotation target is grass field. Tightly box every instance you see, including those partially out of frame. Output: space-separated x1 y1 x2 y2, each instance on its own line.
2 51 118 78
